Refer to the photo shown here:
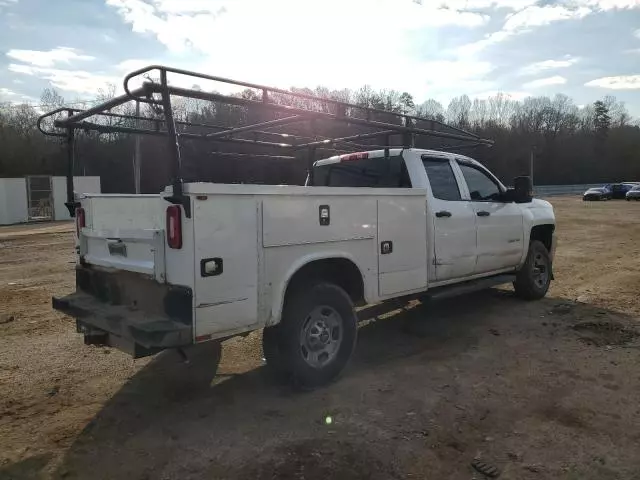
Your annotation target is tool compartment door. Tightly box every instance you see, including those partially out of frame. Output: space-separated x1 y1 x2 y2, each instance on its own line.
193 195 259 339
377 194 428 297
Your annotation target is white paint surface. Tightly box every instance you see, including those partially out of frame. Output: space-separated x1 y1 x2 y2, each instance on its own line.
52 176 101 220
0 176 101 225
0 178 28 225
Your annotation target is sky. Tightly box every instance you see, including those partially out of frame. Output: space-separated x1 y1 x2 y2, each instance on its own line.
0 0 639 114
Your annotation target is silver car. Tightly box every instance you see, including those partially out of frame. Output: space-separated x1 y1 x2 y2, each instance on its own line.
626 185 640 201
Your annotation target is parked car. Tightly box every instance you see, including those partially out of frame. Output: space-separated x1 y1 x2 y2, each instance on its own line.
611 183 636 199
626 185 640 201
583 186 612 201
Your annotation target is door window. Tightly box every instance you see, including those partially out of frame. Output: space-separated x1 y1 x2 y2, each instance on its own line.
458 163 502 201
423 158 461 201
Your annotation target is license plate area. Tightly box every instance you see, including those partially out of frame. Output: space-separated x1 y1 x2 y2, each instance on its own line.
107 239 127 257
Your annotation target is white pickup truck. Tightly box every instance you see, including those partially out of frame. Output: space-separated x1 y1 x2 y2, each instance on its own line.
54 147 556 388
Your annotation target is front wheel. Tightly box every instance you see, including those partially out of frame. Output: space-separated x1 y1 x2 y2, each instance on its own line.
262 283 357 389
514 240 552 300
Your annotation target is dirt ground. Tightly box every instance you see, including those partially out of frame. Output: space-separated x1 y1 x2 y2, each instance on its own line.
1 197 639 480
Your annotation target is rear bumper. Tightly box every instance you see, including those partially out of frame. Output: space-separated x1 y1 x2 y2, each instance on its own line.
53 266 193 358
53 292 192 357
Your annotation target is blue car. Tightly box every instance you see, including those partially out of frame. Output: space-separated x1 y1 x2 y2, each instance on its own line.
610 183 636 199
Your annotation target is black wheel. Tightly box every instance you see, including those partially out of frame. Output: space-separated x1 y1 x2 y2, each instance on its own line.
514 240 552 300
262 283 357 389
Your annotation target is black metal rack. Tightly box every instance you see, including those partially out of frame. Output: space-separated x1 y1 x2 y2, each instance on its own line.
37 65 493 217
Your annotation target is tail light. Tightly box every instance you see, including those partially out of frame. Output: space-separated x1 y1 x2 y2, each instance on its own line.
166 205 182 249
75 207 85 237
341 152 369 162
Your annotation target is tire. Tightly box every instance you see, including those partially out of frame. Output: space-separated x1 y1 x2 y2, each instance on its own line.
262 283 357 389
514 240 552 301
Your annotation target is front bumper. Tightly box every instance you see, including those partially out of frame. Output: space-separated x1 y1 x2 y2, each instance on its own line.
583 194 603 201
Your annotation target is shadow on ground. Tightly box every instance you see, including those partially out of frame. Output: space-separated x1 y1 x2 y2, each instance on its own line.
5 290 639 480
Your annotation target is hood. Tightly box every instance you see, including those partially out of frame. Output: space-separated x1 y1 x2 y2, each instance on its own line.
529 198 552 209
585 188 603 194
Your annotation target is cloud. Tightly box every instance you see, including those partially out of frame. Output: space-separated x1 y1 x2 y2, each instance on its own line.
8 64 118 94
437 0 537 9
105 0 492 99
564 0 640 10
585 75 640 89
107 0 489 56
457 1 640 55
523 76 568 88
0 87 18 97
6 47 95 68
634 28 640 39
519 56 580 75
503 5 591 31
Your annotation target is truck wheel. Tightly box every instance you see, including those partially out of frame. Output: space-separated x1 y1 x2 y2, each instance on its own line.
514 240 551 300
263 283 357 389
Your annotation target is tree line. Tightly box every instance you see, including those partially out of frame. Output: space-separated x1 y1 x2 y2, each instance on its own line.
1 83 639 193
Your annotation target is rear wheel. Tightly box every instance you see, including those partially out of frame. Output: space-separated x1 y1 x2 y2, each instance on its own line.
262 283 357 389
514 240 552 300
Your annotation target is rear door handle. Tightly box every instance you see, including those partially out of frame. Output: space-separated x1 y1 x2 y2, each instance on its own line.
435 211 452 218
477 211 490 217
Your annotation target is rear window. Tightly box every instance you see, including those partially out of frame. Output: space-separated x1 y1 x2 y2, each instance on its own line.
310 155 409 188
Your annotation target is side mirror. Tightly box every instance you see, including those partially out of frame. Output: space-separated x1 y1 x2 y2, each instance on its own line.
513 176 533 203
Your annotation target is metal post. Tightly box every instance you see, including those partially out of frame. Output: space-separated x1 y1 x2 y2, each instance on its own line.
65 109 77 217
530 145 535 186
306 147 316 185
159 69 190 216
134 101 141 194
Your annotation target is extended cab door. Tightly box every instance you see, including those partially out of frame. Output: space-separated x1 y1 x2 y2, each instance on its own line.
423 156 477 282
455 160 524 273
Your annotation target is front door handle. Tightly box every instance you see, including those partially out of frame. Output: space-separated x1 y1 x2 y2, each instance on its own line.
477 211 490 217
435 210 452 218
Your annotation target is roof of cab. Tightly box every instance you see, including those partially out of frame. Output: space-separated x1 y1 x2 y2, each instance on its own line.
313 148 478 167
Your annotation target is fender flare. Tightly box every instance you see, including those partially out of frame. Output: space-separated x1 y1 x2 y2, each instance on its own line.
267 251 369 326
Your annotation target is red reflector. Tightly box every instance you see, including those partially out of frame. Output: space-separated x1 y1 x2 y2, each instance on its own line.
195 334 212 342
166 205 182 249
341 152 369 162
75 207 85 237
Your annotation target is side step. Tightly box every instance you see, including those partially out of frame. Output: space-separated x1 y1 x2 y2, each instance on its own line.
426 274 516 302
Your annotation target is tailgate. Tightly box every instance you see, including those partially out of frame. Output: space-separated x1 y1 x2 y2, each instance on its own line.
79 195 166 281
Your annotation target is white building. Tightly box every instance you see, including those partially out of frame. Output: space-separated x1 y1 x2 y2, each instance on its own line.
0 176 101 225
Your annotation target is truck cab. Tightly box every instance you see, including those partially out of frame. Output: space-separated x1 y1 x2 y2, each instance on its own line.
309 148 555 287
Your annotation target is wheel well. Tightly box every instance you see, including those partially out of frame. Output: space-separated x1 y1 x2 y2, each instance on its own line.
531 224 554 252
284 258 365 306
